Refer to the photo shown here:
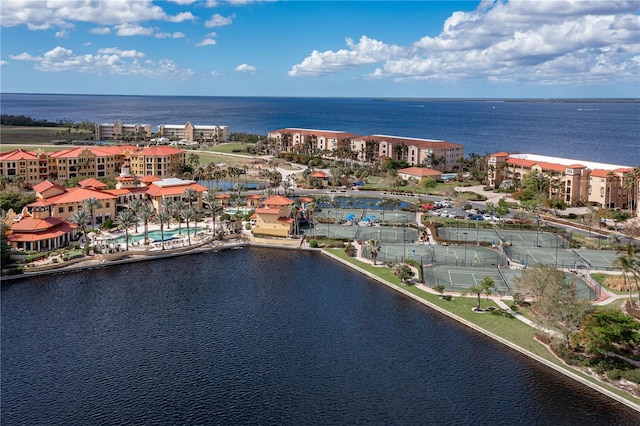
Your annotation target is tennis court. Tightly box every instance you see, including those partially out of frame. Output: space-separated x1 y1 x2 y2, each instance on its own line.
425 265 514 295
436 226 565 248
424 264 596 299
504 246 592 269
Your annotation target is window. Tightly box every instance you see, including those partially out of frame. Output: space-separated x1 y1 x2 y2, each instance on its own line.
58 207 64 213
68 206 73 212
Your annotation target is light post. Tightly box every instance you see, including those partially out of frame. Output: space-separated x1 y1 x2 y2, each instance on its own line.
535 215 541 247
403 227 407 261
555 232 559 268
463 232 468 266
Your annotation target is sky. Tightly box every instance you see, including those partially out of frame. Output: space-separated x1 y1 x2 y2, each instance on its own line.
1 0 639 98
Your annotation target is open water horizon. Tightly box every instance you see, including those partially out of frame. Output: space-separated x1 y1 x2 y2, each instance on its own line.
2 248 640 424
1 93 638 166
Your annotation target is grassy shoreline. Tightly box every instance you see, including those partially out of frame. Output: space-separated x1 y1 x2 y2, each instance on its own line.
323 248 640 410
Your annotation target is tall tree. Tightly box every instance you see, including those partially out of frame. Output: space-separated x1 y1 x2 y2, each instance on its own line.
156 211 171 250
183 187 199 210
613 244 639 305
181 208 196 245
115 210 137 251
68 209 89 248
128 198 146 233
365 239 382 265
82 197 103 230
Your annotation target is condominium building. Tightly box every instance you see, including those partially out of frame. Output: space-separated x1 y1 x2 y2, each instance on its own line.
157 122 229 143
267 128 464 171
267 128 360 156
30 180 117 224
95 121 151 141
361 135 464 171
0 148 49 186
128 146 186 178
251 195 295 237
488 152 638 213
48 145 137 180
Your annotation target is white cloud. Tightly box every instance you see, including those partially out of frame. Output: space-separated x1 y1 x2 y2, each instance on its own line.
288 36 407 77
0 0 194 28
97 47 145 58
10 52 37 61
205 13 235 28
0 60 9 66
210 70 220 77
55 29 69 38
115 23 154 37
196 38 217 47
155 32 186 39
167 0 197 5
235 63 256 73
289 0 640 87
9 45 194 80
90 27 111 35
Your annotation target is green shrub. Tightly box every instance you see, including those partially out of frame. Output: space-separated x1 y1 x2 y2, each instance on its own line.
309 240 318 248
25 253 46 262
344 244 356 257
621 369 640 384
606 369 623 380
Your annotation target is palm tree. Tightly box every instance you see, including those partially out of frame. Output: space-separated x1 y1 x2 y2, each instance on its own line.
181 208 196 245
605 170 616 208
156 211 171 250
82 197 103 230
115 210 137 251
128 198 146 233
183 187 199 210
173 199 186 236
365 239 382 265
160 197 174 228
613 244 639 305
622 171 636 214
203 193 223 235
68 209 89 248
137 202 155 245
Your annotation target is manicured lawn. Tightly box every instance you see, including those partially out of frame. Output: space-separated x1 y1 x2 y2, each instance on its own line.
1 126 92 144
325 248 640 404
202 143 257 155
1 144 70 153
191 151 257 167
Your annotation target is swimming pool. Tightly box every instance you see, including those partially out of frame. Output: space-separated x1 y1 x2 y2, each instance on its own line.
116 227 204 244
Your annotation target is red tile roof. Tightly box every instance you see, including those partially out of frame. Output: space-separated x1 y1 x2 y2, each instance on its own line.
8 217 77 242
32 180 66 194
135 146 184 156
45 187 117 204
270 128 360 139
0 148 39 161
79 178 107 189
311 171 328 178
361 135 463 149
490 152 510 157
138 175 161 183
145 182 207 198
263 195 294 206
398 167 442 177
298 197 314 202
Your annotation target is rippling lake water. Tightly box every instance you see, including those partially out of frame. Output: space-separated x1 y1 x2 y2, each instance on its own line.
2 248 639 424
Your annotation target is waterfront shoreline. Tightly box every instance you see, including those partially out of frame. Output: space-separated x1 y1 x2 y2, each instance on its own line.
2 241 639 412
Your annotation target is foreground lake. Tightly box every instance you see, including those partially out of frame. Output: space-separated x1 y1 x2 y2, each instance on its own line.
2 248 638 424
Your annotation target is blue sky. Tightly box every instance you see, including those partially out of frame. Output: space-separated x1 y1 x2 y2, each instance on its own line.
1 0 639 98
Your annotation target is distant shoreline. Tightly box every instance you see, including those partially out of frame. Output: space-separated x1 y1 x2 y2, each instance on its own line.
2 92 639 103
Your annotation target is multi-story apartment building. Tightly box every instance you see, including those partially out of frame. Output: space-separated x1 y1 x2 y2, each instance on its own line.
0 148 50 186
267 129 464 171
30 180 117 224
48 146 137 180
267 128 360 157
488 152 638 213
129 146 186 178
1 145 187 186
95 121 151 141
157 122 229 143
361 135 464 171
